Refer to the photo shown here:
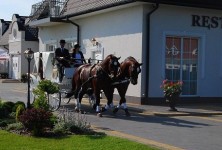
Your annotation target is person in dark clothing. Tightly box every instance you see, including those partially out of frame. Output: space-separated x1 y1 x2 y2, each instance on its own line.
55 39 71 82
71 44 86 67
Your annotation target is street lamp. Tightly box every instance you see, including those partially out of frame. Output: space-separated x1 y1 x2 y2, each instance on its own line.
24 48 34 109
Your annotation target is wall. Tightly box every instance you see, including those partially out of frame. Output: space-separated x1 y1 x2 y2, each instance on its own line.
76 5 144 97
148 4 222 98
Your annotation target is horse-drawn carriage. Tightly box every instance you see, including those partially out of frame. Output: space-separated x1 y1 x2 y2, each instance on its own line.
30 51 142 116
29 51 85 111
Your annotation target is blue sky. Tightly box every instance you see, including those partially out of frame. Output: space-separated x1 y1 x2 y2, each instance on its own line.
0 0 39 21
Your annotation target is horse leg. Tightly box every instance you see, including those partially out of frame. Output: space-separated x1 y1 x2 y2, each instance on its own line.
114 85 130 116
94 89 102 117
102 88 114 112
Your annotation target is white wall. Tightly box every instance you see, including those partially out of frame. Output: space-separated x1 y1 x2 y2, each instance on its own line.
76 5 144 97
37 5 144 97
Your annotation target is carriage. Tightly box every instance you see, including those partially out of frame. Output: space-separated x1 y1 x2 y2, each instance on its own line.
29 51 142 116
29 51 98 111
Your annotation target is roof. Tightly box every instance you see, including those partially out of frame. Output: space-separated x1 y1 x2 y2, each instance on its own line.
138 0 222 10
30 0 222 22
58 0 222 19
63 0 135 16
0 27 10 46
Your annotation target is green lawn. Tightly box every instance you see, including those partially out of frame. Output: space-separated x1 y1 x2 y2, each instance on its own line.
0 130 158 150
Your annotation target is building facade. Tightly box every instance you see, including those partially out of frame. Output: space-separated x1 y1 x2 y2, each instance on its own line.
8 14 39 79
28 0 222 104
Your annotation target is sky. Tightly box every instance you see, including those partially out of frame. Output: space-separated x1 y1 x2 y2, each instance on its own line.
0 0 39 21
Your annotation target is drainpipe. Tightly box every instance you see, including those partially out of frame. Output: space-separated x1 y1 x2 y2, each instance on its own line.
143 3 159 104
65 17 80 44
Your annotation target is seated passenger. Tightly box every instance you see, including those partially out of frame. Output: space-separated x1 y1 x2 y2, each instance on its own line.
55 39 71 82
71 44 86 67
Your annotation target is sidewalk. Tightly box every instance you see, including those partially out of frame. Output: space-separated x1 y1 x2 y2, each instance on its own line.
80 98 222 117
126 102 222 117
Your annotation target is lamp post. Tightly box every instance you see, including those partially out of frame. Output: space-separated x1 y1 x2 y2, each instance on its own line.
24 48 34 109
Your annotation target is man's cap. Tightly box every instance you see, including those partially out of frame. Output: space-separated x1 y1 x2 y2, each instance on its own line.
60 39 66 43
74 44 81 49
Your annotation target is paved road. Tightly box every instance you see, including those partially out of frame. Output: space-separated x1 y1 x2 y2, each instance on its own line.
1 81 222 150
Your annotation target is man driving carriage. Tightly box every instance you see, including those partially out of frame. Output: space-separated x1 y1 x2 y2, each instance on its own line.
55 39 71 82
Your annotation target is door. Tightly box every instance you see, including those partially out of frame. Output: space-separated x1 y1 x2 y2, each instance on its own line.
12 56 19 79
165 36 199 95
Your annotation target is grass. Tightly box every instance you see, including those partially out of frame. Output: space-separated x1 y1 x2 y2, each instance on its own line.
0 130 158 150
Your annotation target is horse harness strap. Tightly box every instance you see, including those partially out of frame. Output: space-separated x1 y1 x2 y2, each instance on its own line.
96 65 114 79
112 78 130 85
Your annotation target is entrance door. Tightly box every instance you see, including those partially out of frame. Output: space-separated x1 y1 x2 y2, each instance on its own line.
12 56 19 79
165 36 199 95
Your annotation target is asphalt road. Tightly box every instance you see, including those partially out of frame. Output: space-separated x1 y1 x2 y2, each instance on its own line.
1 81 222 150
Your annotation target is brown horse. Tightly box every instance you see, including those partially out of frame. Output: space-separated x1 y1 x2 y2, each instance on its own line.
103 56 142 116
68 54 120 116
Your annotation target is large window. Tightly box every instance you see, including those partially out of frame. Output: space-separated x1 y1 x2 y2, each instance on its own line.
165 36 198 95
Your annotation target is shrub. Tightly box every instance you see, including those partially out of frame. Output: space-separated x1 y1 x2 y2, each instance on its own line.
0 121 7 127
21 74 28 83
37 80 59 95
0 100 10 118
3 101 15 113
16 104 26 122
54 108 91 135
18 108 53 136
12 101 26 112
33 92 49 111
6 122 24 131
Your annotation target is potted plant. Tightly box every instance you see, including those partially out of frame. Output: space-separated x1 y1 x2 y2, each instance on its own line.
160 79 183 111
21 74 28 83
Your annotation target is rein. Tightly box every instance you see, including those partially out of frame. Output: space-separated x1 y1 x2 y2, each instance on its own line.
112 78 130 85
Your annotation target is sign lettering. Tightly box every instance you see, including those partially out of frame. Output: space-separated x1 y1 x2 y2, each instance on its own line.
192 15 222 29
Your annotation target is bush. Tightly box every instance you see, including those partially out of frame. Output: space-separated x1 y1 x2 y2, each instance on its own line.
0 100 10 118
37 80 59 95
2 101 15 113
12 101 26 112
0 121 7 127
21 74 28 83
6 122 24 131
16 104 26 122
54 108 91 135
33 92 49 111
18 108 53 136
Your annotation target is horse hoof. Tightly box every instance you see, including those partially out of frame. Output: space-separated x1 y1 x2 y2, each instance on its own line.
101 107 107 112
113 107 119 114
97 113 102 117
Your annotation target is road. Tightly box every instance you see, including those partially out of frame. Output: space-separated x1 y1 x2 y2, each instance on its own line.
1 81 222 150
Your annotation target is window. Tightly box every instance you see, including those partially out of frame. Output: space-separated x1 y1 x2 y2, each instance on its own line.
165 36 199 95
46 44 56 52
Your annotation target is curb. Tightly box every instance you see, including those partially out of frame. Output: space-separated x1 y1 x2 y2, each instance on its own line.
1 79 21 83
141 111 222 117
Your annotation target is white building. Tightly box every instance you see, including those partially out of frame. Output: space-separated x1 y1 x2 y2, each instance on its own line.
8 14 39 79
28 0 222 104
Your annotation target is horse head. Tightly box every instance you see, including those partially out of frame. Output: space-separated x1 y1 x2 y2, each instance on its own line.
100 54 120 79
123 56 142 85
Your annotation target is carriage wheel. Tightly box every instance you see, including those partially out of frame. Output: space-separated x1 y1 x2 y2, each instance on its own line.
60 90 72 104
29 87 36 104
48 92 61 111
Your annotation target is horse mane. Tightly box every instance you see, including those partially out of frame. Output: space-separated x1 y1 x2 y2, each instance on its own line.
124 56 138 64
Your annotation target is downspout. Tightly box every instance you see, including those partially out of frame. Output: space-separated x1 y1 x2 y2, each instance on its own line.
144 3 159 104
65 17 80 44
